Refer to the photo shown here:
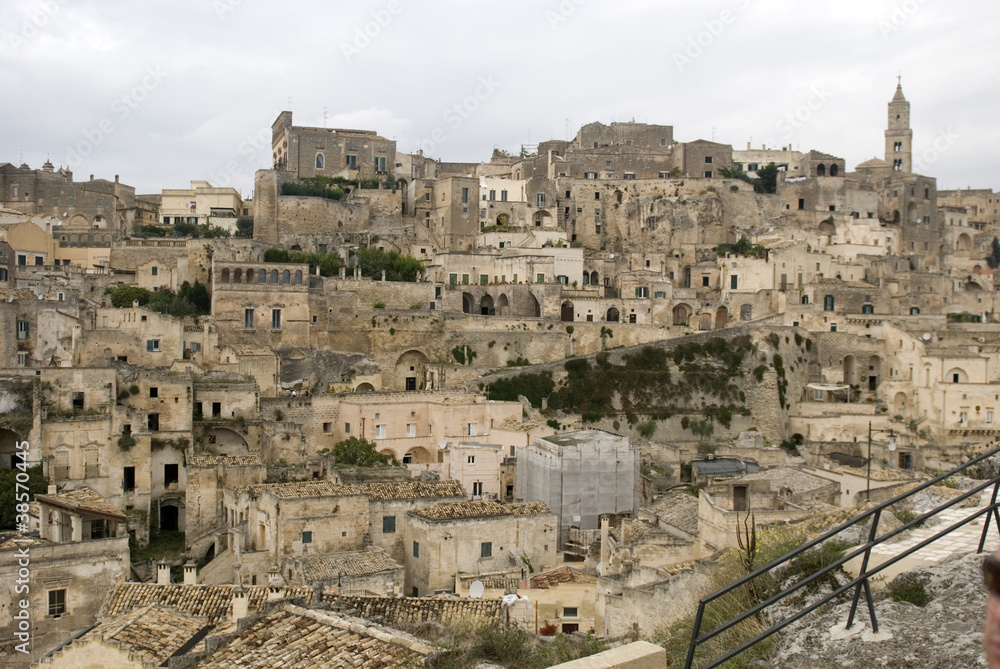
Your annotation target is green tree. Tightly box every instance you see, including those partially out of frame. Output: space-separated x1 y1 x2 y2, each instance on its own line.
236 216 254 238
718 166 754 184
0 465 46 530
178 280 210 314
109 285 151 308
754 162 779 194
988 237 1000 269
330 437 398 467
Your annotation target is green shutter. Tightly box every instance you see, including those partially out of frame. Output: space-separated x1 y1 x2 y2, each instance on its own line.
146 340 154 352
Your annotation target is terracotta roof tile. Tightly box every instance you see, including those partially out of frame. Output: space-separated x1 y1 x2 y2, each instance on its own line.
353 479 466 501
84 605 211 665
412 500 549 520
530 566 596 590
102 583 315 623
324 594 502 626
35 487 126 521
189 455 263 467
297 550 402 580
235 480 359 499
650 490 699 536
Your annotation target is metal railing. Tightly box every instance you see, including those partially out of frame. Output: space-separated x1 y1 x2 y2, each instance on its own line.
684 443 1000 669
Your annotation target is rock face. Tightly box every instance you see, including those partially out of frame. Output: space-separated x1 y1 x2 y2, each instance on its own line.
770 552 989 668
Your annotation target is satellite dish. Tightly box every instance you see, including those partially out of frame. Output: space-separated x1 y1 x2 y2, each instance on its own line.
609 253 615 259
922 333 931 341
469 580 485 599
438 440 448 450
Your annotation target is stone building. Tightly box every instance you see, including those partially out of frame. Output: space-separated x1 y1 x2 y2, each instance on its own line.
271 111 396 182
281 547 404 594
157 180 244 231
515 429 639 554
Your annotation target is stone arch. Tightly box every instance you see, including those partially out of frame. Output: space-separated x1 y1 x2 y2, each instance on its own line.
966 281 983 291
907 201 918 223
496 294 509 315
715 306 728 329
315 153 325 169
294 270 303 285
829 163 839 177
740 304 753 321
533 210 553 227
699 313 712 330
203 427 249 456
606 307 620 322
69 214 89 227
496 213 509 226
480 294 495 315
947 367 968 383
0 428 23 469
355 383 375 392
561 301 575 322
867 355 881 390
956 232 972 254
893 392 907 418
672 303 691 326
462 293 476 314
395 350 430 391
843 355 857 386
528 293 541 318
158 498 185 532
269 269 278 284
819 219 836 238
220 268 230 283
402 446 433 465
816 164 826 177
233 268 243 283
590 271 599 285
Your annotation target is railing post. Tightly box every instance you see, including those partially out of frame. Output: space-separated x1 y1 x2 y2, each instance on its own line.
684 602 707 669
979 479 1000 554
847 508 881 630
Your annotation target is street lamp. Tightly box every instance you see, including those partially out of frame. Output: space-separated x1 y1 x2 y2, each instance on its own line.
867 421 896 498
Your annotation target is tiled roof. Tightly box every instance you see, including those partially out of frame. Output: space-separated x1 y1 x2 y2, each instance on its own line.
235 480 359 499
193 604 434 668
298 550 402 580
35 487 126 521
736 466 834 493
354 479 466 501
325 595 502 626
189 455 263 467
0 533 48 550
651 490 699 536
102 583 315 623
530 566 596 590
412 500 549 520
84 605 211 666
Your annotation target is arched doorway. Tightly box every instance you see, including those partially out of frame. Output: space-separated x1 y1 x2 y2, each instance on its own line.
591 271 599 285
894 392 907 418
402 446 433 465
462 293 476 314
496 294 509 316
480 294 495 315
829 164 839 177
528 293 541 318
672 304 690 326
159 499 184 532
699 313 712 330
843 355 856 385
956 233 972 254
715 306 728 329
606 307 620 322
816 164 826 177
561 301 575 322
355 383 375 392
395 350 430 391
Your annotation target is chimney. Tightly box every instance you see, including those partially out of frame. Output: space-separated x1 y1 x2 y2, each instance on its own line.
90 174 94 181
47 485 57 495
156 560 171 585
267 565 284 600
746 142 750 150
231 586 248 622
183 561 197 585
114 175 119 183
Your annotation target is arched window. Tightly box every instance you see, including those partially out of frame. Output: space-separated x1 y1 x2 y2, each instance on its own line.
315 153 325 169
257 269 266 284
281 270 290 284
829 164 839 177
220 268 230 283
801 295 809 305
816 164 826 177
270 269 278 284
233 269 243 282
823 295 835 311
293 270 303 285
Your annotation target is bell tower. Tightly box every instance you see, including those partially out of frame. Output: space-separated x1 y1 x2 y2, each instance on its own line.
884 76 912 173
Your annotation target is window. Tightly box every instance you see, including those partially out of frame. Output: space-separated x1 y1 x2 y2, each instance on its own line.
374 156 386 172
563 607 578 617
48 590 66 617
164 463 178 486
57 292 63 302
34 256 43 266
243 308 254 330
147 387 158 399
462 188 469 204
467 455 476 465
501 190 508 201
16 320 29 339
488 189 496 201
0 268 7 281
375 425 386 439
624 172 635 180
413 541 419 558
123 467 135 492
537 273 545 283
96 198 103 207
151 266 158 276
467 423 477 436
798 198 805 210
473 481 483 498
407 423 416 437
480 274 488 285
536 193 546 207
824 295 835 311
301 531 312 544
635 286 649 298
212 402 221 417
702 276 710 287
16 352 27 367
146 339 161 352
862 304 874 314
271 309 282 330
704 171 713 178
345 154 357 168
344 422 350 434
585 172 597 179
705 156 713 164
148 413 159 431
481 541 492 558
730 275 738 290
17 254 26 266
383 515 396 533
989 411 995 424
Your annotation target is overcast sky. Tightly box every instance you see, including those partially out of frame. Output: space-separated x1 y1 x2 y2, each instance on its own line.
2 0 996 197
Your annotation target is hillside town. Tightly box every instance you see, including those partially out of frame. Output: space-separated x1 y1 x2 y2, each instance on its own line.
3 82 1000 667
